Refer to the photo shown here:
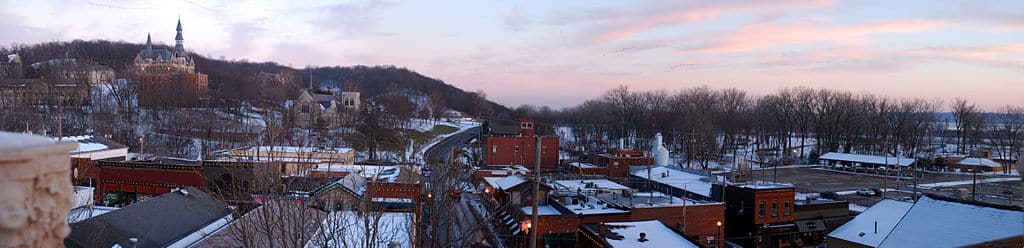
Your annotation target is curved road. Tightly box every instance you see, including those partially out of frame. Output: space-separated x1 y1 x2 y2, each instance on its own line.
424 126 481 164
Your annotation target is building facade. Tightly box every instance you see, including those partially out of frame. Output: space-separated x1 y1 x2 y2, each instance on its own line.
133 19 209 107
289 90 360 129
483 119 560 169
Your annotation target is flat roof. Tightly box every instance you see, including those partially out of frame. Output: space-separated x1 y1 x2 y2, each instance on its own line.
554 179 631 191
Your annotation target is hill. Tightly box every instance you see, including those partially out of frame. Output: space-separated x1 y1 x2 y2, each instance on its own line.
1 39 510 118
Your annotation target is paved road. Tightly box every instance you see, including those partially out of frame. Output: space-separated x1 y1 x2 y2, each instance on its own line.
424 126 480 164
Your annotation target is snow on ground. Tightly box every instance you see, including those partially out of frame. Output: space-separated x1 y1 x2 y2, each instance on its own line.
918 177 1019 189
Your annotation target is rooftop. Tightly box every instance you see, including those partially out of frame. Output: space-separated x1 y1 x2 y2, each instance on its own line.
583 220 699 248
631 166 715 197
736 181 795 190
54 135 128 157
819 152 915 167
829 195 1024 247
554 179 632 192
954 157 1002 167
66 187 232 247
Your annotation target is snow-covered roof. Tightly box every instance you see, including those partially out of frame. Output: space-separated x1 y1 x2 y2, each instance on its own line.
737 181 794 190
307 211 412 248
569 162 600 169
521 205 562 216
590 220 699 248
954 157 1001 167
249 146 353 154
631 166 714 197
878 196 1024 247
819 152 915 166
828 199 913 247
6 54 18 63
493 174 528 191
830 196 1024 247
555 194 631 215
54 135 128 159
554 179 631 191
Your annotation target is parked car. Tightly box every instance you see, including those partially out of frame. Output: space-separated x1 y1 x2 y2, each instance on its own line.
870 188 883 195
899 196 914 202
856 188 876 196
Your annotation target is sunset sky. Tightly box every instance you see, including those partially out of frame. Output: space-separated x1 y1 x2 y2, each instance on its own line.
2 0 1022 110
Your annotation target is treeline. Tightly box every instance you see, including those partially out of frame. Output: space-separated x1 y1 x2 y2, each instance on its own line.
548 85 1023 166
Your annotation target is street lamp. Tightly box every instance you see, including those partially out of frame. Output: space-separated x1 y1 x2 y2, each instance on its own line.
716 221 723 248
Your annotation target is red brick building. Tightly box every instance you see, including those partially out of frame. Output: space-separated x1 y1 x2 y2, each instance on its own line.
133 19 209 107
96 157 204 206
716 181 796 248
571 149 654 183
483 119 559 170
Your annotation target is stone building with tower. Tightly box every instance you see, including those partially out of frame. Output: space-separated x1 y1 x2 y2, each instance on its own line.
133 18 209 107
288 90 360 129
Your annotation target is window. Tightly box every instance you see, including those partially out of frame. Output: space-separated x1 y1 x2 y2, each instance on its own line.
514 145 519 152
772 201 779 217
492 145 497 153
542 146 548 154
784 201 791 216
758 201 766 218
301 105 310 113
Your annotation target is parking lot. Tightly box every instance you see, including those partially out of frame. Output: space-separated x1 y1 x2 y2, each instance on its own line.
747 167 1022 208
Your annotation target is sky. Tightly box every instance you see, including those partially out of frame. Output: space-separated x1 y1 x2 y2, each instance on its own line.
1 0 1022 110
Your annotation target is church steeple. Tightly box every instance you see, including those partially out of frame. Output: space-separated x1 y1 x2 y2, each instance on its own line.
146 33 153 55
175 17 184 55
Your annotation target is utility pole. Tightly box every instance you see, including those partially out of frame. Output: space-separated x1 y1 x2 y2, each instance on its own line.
530 134 541 248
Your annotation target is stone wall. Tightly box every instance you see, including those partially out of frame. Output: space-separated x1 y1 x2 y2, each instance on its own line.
0 132 77 247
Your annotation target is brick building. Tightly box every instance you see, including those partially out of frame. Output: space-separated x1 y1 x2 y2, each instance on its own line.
95 157 204 207
133 18 209 107
483 119 559 170
570 149 654 183
714 181 797 248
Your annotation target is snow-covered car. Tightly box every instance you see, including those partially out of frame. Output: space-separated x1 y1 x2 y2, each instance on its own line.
856 188 876 196
899 196 914 202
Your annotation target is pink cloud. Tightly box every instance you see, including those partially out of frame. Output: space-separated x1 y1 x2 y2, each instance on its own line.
681 20 947 53
574 0 838 45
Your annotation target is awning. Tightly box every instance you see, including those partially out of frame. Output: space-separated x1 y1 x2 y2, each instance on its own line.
797 220 826 232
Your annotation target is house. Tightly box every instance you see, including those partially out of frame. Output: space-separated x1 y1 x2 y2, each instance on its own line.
0 53 23 79
289 90 360 129
483 119 560 170
828 195 1024 248
65 187 233 248
579 220 702 248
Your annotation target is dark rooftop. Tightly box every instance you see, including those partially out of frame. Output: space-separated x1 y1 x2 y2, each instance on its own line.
66 187 231 248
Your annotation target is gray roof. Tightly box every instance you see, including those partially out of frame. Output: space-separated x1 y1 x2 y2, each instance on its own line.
311 93 336 109
65 187 231 248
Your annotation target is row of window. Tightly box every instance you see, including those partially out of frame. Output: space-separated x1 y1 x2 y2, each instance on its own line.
491 145 548 154
757 200 791 218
